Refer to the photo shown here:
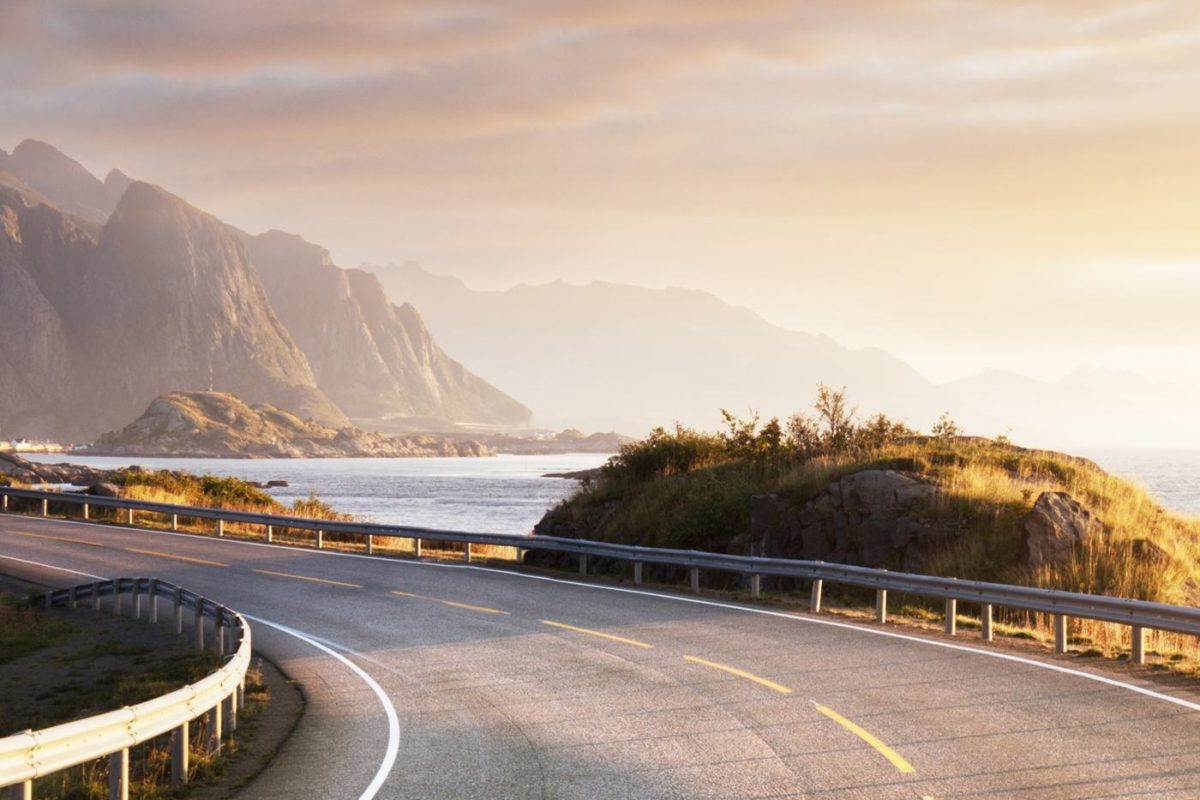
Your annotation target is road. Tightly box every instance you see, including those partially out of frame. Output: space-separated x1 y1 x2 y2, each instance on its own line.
3 512 1200 799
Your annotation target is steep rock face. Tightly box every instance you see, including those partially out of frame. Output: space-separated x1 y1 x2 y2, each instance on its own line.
75 185 345 434
91 392 492 458
244 230 530 425
0 185 89 435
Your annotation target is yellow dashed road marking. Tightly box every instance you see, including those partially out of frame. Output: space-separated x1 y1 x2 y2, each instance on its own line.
125 547 227 567
813 703 916 774
391 590 509 615
253 569 361 588
540 619 654 648
6 529 101 547
683 655 793 694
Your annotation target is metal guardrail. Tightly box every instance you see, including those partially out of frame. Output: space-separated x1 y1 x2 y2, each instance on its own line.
0 576 251 800
2 485 1196 666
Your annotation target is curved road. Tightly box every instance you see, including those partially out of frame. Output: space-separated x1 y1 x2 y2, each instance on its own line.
3 513 1200 799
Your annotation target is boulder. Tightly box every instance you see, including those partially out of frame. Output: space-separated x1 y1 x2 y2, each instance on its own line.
266 479 289 488
87 482 121 497
753 469 939 569
1020 492 1105 566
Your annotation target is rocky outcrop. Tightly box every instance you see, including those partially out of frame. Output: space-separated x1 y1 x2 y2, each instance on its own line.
1020 491 1107 566
90 392 494 458
243 230 530 426
0 140 125 224
752 470 942 570
0 452 110 485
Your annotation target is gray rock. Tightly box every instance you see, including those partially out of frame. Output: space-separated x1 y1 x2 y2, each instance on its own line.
87 482 121 497
1020 492 1105 567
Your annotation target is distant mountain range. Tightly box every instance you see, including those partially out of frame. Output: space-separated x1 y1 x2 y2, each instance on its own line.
0 140 530 442
368 263 1198 449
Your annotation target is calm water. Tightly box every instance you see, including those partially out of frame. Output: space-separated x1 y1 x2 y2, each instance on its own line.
1083 450 1200 517
23 453 611 534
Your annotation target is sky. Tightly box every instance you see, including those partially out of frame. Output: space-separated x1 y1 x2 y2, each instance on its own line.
2 0 1198 387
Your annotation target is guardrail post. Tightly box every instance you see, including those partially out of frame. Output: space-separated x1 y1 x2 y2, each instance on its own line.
1 493 7 512
172 513 178 531
634 562 643 585
1132 625 1146 665
41 498 48 517
82 502 89 520
981 603 993 641
217 519 224 537
126 507 134 526
316 529 324 549
69 584 78 609
133 580 142 620
9 779 32 799
749 573 762 599
238 679 246 714
875 589 888 624
689 567 700 593
266 524 273 543
367 534 374 555
194 600 206 651
216 607 227 657
464 542 471 562
809 579 822 612
579 554 588 576
173 586 184 634
1054 614 1068 654
113 581 123 616
414 538 421 557
109 747 129 800
208 702 223 755
229 683 239 733
149 579 159 623
171 720 189 787
944 598 957 635
92 581 102 611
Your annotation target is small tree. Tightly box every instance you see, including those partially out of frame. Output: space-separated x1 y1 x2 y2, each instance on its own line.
813 383 857 453
931 411 962 439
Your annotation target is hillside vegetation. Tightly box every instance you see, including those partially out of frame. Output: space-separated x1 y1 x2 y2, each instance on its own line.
539 387 1200 612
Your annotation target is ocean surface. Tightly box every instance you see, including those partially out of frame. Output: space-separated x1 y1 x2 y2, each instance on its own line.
23 452 612 534
1082 450 1200 517
23 449 1200 533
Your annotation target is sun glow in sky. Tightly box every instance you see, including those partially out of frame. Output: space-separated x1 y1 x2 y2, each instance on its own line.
2 0 1199 388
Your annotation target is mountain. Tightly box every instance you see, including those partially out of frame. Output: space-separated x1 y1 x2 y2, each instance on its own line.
369 264 1200 449
0 139 532 442
0 175 345 441
0 139 130 225
90 392 493 458
242 231 530 426
368 263 939 435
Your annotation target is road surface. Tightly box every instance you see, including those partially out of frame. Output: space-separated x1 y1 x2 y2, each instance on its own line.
3 512 1199 799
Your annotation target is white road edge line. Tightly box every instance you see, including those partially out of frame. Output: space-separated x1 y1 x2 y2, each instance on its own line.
0 551 401 800
11 516 1200 713
244 615 401 800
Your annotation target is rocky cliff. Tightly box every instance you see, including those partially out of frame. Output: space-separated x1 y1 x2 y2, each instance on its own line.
90 392 494 458
243 231 530 425
0 139 533 442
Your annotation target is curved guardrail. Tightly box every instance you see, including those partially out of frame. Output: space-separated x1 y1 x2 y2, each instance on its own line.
1 485 1196 665
0 577 251 800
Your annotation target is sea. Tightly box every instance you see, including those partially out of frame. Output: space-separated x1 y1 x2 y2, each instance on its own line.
21 449 1200 534
21 452 612 535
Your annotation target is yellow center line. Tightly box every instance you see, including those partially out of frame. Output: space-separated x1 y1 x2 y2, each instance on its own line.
682 655 793 695
6 530 102 547
125 547 228 567
253 569 362 588
389 590 508 615
813 703 916 774
540 619 654 649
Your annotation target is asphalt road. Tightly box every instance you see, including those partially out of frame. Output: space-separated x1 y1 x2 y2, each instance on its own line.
3 512 1200 800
